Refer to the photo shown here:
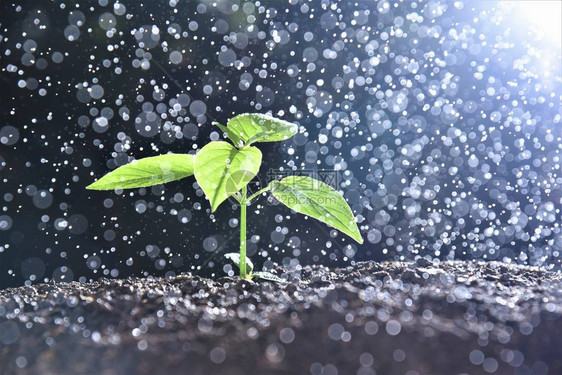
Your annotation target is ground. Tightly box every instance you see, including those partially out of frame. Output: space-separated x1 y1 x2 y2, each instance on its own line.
1 260 561 375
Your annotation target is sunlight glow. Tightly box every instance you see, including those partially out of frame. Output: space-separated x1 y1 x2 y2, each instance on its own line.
512 0 562 46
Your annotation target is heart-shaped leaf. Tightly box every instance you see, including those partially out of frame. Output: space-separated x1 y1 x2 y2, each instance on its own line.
270 176 363 244
226 113 298 145
86 154 195 190
194 141 262 211
213 122 244 148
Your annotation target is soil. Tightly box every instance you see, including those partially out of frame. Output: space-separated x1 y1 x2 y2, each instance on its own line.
1 260 561 375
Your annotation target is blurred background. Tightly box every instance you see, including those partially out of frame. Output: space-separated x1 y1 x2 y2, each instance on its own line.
1 0 561 288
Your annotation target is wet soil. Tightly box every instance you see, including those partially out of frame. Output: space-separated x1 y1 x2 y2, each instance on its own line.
1 260 561 375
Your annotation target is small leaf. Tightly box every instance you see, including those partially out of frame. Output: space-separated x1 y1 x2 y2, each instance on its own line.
194 141 262 211
271 176 363 244
227 113 298 145
224 253 254 273
213 122 244 148
86 154 195 190
252 271 286 283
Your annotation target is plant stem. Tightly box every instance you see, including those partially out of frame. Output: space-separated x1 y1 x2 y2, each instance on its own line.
239 186 248 279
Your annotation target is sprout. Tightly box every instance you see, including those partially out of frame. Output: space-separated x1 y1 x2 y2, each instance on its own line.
87 113 362 281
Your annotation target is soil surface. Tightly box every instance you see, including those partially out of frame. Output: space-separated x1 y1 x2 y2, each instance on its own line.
1 260 561 375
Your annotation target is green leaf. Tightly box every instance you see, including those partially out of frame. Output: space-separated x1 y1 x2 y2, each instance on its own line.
270 176 363 244
86 154 195 190
252 271 286 283
224 253 254 273
213 122 244 148
227 113 298 145
194 141 262 211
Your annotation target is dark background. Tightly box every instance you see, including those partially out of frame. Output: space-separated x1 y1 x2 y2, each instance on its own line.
1 0 561 288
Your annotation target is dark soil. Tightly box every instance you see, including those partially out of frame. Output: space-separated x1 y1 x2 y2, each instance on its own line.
1 260 561 375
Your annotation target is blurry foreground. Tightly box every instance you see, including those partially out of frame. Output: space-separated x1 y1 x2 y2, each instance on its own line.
1 260 561 374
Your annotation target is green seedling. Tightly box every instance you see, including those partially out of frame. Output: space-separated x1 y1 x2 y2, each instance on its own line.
87 113 363 281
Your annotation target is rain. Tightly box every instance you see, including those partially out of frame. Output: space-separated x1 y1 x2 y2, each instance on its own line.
0 0 561 374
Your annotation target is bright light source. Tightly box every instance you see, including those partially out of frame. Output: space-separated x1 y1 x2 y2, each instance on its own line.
511 0 562 46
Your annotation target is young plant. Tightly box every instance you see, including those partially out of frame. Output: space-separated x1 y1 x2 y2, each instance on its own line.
87 113 363 281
